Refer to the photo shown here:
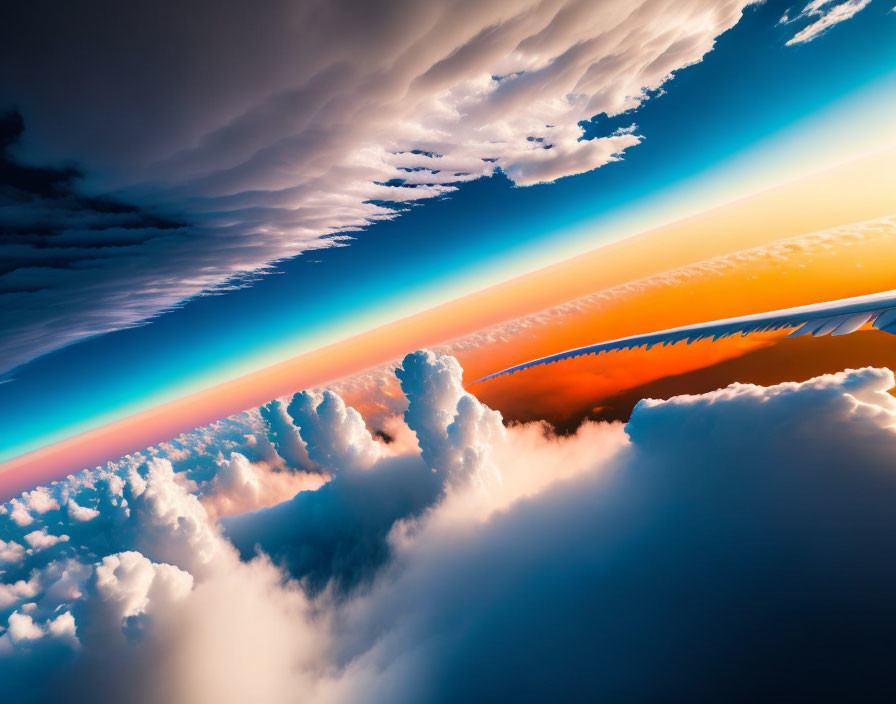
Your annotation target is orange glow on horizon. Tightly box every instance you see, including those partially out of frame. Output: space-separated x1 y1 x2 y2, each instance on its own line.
1 147 894 499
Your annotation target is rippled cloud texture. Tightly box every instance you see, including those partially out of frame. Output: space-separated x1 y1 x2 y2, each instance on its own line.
0 0 760 372
3 352 896 702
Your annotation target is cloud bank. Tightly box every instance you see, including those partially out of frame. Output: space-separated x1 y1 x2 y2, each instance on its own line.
4 352 896 701
0 0 757 372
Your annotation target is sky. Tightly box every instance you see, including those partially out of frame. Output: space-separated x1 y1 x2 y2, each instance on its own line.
1 0 895 469
4 2 896 702
3 143 894 497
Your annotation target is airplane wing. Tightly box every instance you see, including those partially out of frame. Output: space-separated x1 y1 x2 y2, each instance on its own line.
473 290 896 384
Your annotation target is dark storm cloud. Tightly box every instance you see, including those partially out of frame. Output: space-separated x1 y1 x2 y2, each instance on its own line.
0 0 756 373
0 111 195 373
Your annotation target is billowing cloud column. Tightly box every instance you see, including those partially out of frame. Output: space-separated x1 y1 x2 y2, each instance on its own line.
397 350 503 489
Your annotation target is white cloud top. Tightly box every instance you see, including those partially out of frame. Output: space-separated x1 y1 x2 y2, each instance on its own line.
782 0 872 45
2 353 896 700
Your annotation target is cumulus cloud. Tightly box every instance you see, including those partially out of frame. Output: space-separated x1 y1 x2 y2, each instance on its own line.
6 501 32 527
258 400 316 472
316 364 896 703
0 444 330 703
223 453 441 595
5 353 896 701
0 574 39 610
287 391 384 471
0 611 54 654
92 551 193 640
397 350 505 491
19 489 59 515
66 500 99 523
200 452 324 523
23 529 68 551
225 350 609 592
782 0 871 45
0 539 24 564
0 0 756 372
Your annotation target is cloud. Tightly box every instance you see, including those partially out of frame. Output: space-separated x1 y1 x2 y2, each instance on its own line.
19 488 58 515
0 574 39 609
0 110 197 375
397 349 505 491
6 500 33 527
782 0 871 45
223 454 442 596
320 365 896 703
0 539 24 564
287 391 383 471
0 446 330 703
1 612 44 645
91 551 193 640
200 452 324 523
23 529 68 551
258 400 316 472
225 350 612 594
5 353 896 701
0 0 756 372
66 500 99 523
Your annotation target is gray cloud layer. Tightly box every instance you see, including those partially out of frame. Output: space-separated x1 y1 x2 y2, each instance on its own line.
3 352 896 701
0 0 756 372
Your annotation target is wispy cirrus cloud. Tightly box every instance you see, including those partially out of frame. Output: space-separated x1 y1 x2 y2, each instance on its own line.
781 0 871 45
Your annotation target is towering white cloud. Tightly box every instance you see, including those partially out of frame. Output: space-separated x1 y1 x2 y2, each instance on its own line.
258 400 315 472
319 365 896 703
287 391 383 471
397 350 505 491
